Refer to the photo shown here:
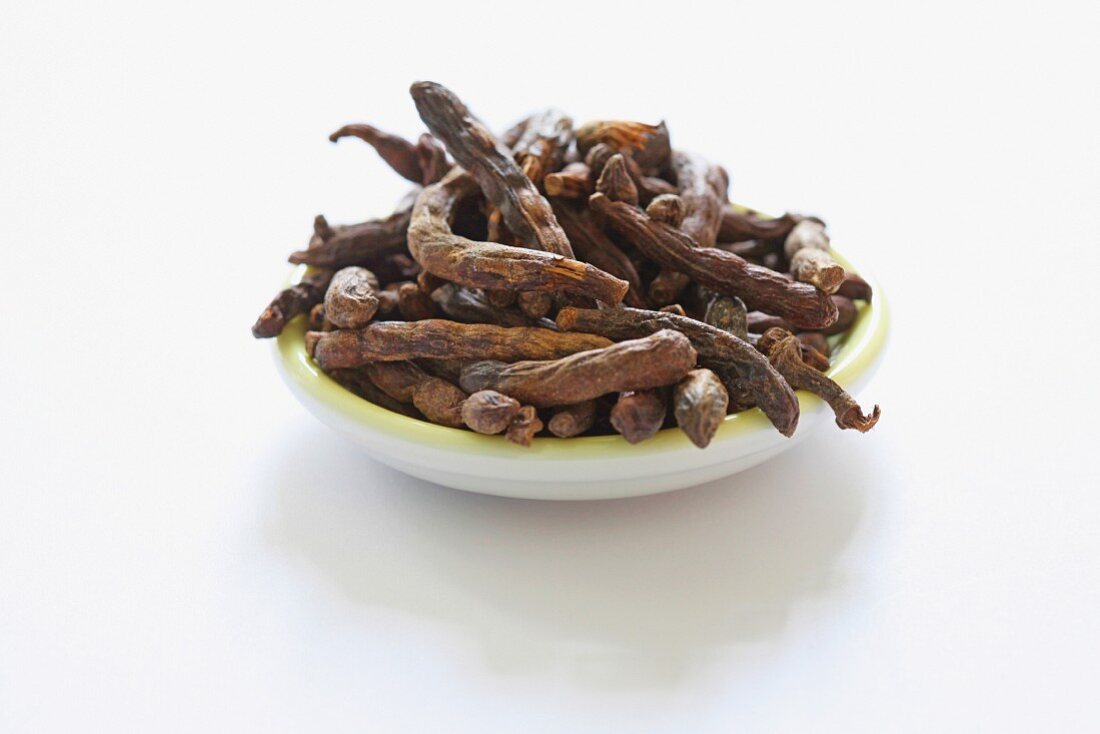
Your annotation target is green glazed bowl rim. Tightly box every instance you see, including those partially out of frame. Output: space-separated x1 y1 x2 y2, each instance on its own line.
275 249 888 458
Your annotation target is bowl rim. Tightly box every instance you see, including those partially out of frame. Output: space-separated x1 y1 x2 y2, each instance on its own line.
274 250 888 459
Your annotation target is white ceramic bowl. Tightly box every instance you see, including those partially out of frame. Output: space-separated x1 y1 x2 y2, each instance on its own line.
274 252 887 500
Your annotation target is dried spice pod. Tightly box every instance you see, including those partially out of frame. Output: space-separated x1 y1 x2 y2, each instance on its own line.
645 194 686 228
308 319 613 370
595 154 639 206
328 369 423 419
516 290 553 319
556 306 799 436
511 108 574 187
610 390 667 444
411 377 467 428
705 295 748 339
407 169 628 304
836 272 873 302
377 282 404 317
551 202 647 308
547 400 598 438
252 267 335 338
410 81 574 258
715 239 776 259
415 133 450 185
718 208 799 243
784 219 844 293
505 405 544 446
397 281 437 321
543 162 592 199
459 330 697 407
589 193 838 329
416 269 447 295
820 295 857 336
461 390 522 435
288 198 416 269
575 120 670 172
431 284 546 328
585 143 669 205
324 267 380 329
329 123 424 184
758 329 880 432
797 331 831 357
746 311 793 333
673 369 730 448
308 303 327 331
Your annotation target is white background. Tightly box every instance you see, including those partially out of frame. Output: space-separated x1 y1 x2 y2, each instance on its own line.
2 1 1099 731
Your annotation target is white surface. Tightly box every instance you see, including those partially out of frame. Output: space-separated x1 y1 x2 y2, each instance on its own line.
2 1 1098 731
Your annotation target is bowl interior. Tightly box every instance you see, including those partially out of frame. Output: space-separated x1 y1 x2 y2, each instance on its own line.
275 249 887 458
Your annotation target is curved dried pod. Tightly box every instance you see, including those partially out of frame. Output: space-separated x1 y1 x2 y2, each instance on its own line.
650 152 728 304
610 390 666 444
746 311 793 333
704 295 748 339
252 268 335 338
646 194 685 228
461 390 522 434
836 272 873 302
544 162 592 199
459 330 697 407
289 190 419 268
674 369 730 448
595 154 639 206
308 319 613 370
328 369 423 419
407 168 628 304
397 282 436 321
329 123 424 184
431 284 548 328
506 405 544 446
584 143 669 205
589 193 838 330
363 361 466 427
718 208 800 243
511 108 574 187
324 267 380 329
819 295 857 336
797 332 831 357
517 291 553 319
556 306 799 436
784 219 844 293
758 328 880 432
575 120 670 172
551 202 646 308
410 81 573 257
415 134 450 185
547 400 598 438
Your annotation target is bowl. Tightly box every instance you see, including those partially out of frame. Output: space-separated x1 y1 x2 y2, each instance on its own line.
273 250 888 500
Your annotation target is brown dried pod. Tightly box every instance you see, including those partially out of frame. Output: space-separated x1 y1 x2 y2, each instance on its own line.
377 282 404 317
329 123 424 184
543 162 592 199
595 154 639 206
500 115 533 148
517 291 553 320
585 143 667 205
759 329 880 432
673 369 730 448
252 267 335 338
309 319 613 370
288 196 416 269
485 288 517 308
646 194 686 228
820 295 857 336
431 284 545 328
714 239 776 259
575 120 671 172
407 169 628 304
551 202 647 308
547 400 598 438
411 377 467 428
416 269 447 295
836 272 873 302
797 331 831 357
308 303 327 331
461 390 522 434
589 193 838 329
746 311 793 333
327 368 423 419
610 390 667 444
784 220 844 293
458 330 697 407
505 405 544 446
511 108 574 187
324 267 380 329
415 133 450 185
556 306 799 436
410 81 574 258
659 304 687 317
705 295 748 339
718 208 799 243
397 282 437 321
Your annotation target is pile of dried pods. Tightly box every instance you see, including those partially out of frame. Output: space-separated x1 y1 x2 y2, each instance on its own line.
253 82 880 448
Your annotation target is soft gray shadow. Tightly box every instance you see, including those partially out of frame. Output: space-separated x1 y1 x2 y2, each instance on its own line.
260 426 871 689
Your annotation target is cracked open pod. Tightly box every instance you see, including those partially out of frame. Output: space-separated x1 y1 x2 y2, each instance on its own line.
273 251 887 500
